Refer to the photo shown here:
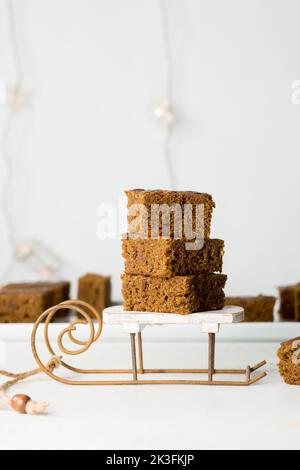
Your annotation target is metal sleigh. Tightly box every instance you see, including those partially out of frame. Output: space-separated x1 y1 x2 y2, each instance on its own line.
31 300 267 386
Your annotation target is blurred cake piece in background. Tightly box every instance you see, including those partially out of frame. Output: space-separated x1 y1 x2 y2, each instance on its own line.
224 295 276 322
0 281 70 323
3 281 70 305
78 273 111 314
0 287 54 323
278 284 300 321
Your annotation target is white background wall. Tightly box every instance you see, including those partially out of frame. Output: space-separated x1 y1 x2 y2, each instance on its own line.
1 0 300 300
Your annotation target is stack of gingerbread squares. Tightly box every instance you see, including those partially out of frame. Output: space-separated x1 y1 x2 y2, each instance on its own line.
122 189 227 314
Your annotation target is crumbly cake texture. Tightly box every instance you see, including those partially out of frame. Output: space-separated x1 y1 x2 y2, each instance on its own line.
224 296 276 322
0 288 54 323
278 284 300 321
278 338 300 385
122 237 224 277
122 273 227 314
78 273 111 314
3 281 70 305
126 189 215 239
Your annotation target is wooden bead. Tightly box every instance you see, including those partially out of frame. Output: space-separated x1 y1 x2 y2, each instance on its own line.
11 394 31 414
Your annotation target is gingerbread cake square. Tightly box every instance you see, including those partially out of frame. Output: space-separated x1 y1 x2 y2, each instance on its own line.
0 288 54 323
78 273 111 314
122 237 224 277
224 295 276 322
278 337 300 385
3 281 70 305
278 284 300 321
122 273 227 314
126 189 215 239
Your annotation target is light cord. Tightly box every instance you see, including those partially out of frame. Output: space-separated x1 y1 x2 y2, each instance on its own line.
6 0 23 84
160 0 173 101
1 112 16 280
158 0 177 189
162 125 176 190
1 0 62 282
1 0 21 280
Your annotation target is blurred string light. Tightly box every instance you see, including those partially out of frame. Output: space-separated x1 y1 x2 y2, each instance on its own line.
1 0 61 283
153 0 177 189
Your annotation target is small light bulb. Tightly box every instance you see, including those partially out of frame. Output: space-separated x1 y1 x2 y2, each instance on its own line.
153 99 176 126
16 242 34 260
154 106 165 118
164 108 175 125
6 83 33 112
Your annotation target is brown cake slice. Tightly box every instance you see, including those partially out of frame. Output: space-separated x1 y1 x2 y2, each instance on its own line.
3 281 70 305
126 189 215 239
122 273 227 314
78 273 111 314
0 288 54 323
278 337 300 385
278 284 300 321
122 237 224 277
224 295 276 322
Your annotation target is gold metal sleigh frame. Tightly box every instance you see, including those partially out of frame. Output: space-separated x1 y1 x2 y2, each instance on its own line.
31 300 267 386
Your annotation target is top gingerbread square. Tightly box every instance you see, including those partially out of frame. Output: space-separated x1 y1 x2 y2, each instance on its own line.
125 189 215 240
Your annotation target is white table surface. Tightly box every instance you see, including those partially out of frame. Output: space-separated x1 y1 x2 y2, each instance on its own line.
0 322 300 450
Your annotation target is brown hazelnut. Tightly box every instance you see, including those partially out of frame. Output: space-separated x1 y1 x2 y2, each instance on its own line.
11 394 31 414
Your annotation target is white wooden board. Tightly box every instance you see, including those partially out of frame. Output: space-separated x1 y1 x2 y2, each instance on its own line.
103 305 244 333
